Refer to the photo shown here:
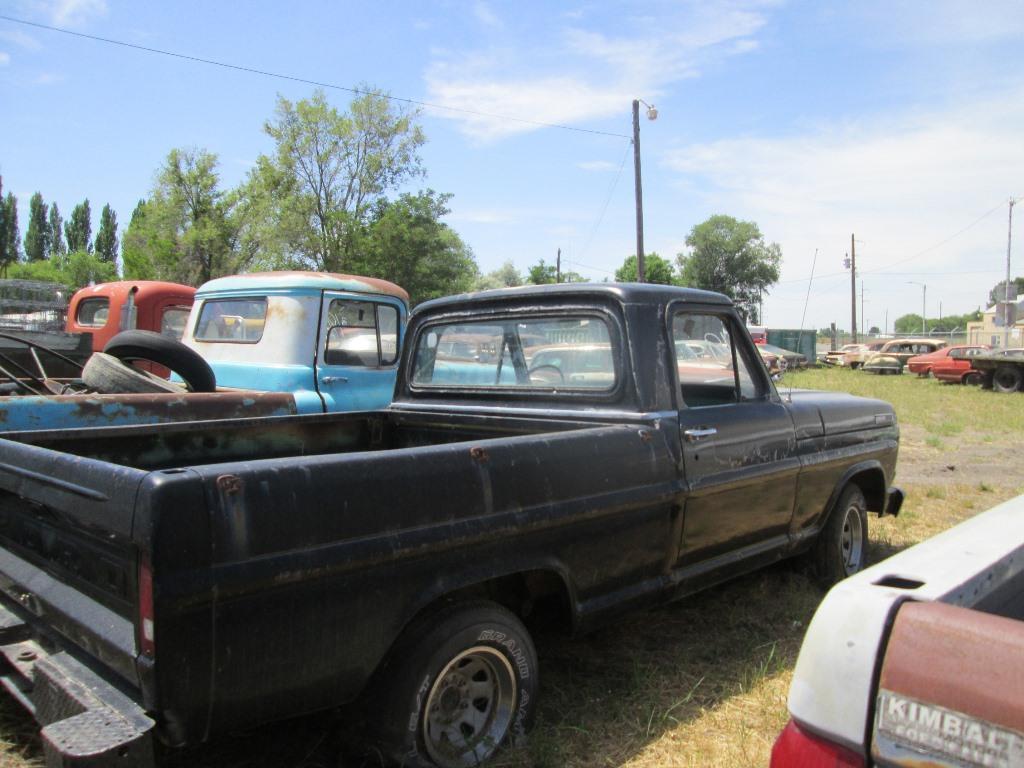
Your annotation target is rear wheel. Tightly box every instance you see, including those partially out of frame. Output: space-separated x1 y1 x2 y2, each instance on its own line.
359 601 538 767
963 371 983 386
810 485 868 588
992 364 1023 393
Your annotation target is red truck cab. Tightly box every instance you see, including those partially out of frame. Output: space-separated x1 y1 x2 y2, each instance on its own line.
67 281 196 349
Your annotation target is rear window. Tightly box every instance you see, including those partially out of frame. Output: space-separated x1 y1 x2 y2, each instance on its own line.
411 315 617 391
161 307 191 340
194 298 268 343
75 297 109 328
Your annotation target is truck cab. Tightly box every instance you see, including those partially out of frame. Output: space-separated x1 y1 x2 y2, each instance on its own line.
180 271 408 413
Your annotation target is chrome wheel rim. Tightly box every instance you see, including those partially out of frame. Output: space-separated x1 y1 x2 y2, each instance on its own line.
423 646 517 768
840 506 864 575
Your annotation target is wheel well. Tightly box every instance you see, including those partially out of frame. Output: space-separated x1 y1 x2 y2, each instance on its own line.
442 570 574 634
847 468 886 513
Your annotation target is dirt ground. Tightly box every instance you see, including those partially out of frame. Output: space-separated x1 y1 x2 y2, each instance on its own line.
897 422 1019 488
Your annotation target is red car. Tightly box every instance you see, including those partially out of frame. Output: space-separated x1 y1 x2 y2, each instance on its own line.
930 345 990 384
906 344 987 378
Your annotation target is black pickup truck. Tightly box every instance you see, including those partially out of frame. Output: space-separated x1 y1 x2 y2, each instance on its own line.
0 283 902 768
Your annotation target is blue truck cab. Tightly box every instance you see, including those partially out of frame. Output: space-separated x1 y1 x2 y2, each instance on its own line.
180 271 409 414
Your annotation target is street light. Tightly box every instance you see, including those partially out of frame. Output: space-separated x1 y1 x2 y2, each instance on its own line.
633 99 658 283
907 281 926 336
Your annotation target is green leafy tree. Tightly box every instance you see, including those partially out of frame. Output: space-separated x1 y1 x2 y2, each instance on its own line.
473 260 524 291
352 190 478 305
123 150 243 284
988 277 1024 307
0 189 20 275
65 199 92 253
94 203 118 265
527 259 557 284
894 314 924 334
245 88 426 272
676 215 782 323
48 202 65 256
615 253 676 284
24 192 50 261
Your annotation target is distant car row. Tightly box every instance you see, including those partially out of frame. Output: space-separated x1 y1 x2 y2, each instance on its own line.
824 338 1024 390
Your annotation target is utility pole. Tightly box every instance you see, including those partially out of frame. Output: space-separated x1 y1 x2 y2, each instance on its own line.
1005 198 1017 349
632 99 657 283
847 234 857 343
633 100 645 283
861 279 865 336
556 248 561 283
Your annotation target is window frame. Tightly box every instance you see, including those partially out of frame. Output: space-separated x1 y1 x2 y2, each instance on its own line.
407 308 626 402
668 305 773 409
193 297 269 344
322 299 401 369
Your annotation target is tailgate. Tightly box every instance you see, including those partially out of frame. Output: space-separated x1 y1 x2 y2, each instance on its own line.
0 436 148 684
872 601 1024 767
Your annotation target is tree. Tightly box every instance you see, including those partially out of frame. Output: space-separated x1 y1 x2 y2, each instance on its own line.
676 215 782 323
868 326 880 335
94 204 118 264
527 260 557 284
473 260 523 292
893 314 924 334
353 190 478 305
65 199 92 253
123 150 242 284
615 253 676 284
24 192 50 261
0 190 20 275
247 88 426 272
988 277 1024 306
49 203 65 256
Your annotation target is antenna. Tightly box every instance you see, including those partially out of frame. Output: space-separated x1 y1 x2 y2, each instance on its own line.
788 247 819 401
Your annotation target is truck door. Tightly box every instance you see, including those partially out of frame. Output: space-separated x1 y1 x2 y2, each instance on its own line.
316 293 402 412
671 308 799 566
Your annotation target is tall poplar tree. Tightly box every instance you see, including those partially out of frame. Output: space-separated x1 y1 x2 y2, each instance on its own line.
48 203 66 256
94 204 118 264
24 192 50 261
0 190 19 275
65 199 92 253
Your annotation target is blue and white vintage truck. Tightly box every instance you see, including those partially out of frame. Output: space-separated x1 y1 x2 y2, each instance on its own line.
0 271 409 432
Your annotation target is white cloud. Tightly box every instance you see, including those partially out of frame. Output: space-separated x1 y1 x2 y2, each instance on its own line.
424 1 768 140
42 0 108 27
473 2 500 27
665 88 1024 327
0 52 9 66
33 71 63 84
0 29 41 50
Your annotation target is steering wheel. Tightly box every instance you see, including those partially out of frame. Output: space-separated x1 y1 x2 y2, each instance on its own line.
527 365 565 385
704 332 724 344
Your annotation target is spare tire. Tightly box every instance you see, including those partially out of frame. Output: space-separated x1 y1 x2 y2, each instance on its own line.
83 352 185 394
104 331 216 393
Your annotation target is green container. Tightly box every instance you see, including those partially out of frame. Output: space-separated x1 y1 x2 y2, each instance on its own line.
766 329 817 361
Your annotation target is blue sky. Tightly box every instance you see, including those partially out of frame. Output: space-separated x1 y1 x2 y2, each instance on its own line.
2 0 1024 330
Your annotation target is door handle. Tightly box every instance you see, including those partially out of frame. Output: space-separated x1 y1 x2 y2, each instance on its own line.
321 376 348 384
683 427 717 442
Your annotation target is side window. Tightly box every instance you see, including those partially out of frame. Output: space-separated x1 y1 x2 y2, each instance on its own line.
76 297 110 328
671 313 762 407
324 300 399 367
160 307 191 340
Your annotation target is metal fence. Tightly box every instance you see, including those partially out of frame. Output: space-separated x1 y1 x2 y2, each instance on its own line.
0 280 72 332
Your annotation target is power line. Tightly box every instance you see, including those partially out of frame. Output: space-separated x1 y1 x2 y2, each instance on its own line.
0 14 632 141
576 142 632 263
775 200 1009 284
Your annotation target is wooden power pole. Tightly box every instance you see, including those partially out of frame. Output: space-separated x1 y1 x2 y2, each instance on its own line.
850 233 858 343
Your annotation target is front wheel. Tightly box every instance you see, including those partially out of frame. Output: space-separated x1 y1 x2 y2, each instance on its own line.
810 485 868 588
360 601 538 768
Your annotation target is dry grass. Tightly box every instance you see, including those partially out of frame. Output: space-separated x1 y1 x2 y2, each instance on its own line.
1 367 1021 768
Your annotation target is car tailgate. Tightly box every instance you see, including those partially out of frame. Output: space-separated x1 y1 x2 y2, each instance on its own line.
872 600 1024 767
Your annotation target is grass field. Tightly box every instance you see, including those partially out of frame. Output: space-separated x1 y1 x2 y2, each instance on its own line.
1 368 1021 768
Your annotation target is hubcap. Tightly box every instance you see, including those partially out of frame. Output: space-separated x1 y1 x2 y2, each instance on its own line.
840 506 864 575
423 646 517 768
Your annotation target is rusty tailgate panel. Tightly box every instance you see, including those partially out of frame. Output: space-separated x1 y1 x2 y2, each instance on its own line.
0 391 298 433
872 601 1024 767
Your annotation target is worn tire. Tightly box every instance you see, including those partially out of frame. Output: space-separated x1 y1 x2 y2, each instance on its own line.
992 364 1023 394
104 330 216 393
963 371 983 386
360 600 538 768
82 352 185 394
810 485 869 588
